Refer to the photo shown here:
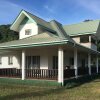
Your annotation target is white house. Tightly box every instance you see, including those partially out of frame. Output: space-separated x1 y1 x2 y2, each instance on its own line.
0 10 100 85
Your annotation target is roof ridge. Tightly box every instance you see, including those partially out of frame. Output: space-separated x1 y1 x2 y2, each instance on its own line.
63 19 100 27
23 10 49 23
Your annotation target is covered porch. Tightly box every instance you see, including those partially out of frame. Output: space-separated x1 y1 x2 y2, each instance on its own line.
0 44 99 84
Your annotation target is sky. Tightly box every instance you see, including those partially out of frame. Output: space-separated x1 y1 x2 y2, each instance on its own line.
0 0 100 25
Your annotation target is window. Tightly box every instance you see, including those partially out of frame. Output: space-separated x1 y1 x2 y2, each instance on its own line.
25 29 31 35
69 58 74 65
53 56 58 69
82 59 85 67
32 56 40 69
91 37 96 44
26 56 40 69
0 57 2 64
80 35 89 43
26 56 31 68
8 56 13 65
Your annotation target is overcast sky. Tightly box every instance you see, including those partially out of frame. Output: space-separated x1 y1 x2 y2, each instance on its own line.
0 0 100 25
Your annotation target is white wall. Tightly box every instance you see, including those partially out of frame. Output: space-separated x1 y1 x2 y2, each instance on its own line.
72 36 97 50
26 49 50 69
27 49 88 69
0 48 89 69
0 52 21 69
19 23 38 39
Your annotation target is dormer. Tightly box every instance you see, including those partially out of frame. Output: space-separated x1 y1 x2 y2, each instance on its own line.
10 10 54 39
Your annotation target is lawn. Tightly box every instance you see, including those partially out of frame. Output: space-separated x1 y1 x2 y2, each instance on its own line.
0 75 100 100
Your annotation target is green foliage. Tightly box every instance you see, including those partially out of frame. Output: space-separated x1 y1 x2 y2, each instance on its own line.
0 24 18 43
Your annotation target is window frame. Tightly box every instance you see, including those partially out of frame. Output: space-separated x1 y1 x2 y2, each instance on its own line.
8 56 13 65
69 57 74 65
32 56 40 69
53 56 58 69
0 56 2 64
91 37 96 44
80 35 89 43
25 29 32 35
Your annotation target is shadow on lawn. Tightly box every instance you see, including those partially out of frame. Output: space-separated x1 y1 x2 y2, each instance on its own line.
64 74 100 89
0 74 100 100
0 87 64 100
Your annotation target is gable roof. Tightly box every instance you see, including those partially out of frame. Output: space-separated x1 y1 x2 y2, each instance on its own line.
10 10 75 44
25 11 53 31
63 20 100 36
10 10 54 32
50 20 75 43
0 32 68 49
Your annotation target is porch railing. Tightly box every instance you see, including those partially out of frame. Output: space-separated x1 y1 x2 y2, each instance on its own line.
64 69 75 78
78 67 89 75
26 69 58 80
0 68 21 78
0 67 99 80
0 68 58 80
91 66 97 74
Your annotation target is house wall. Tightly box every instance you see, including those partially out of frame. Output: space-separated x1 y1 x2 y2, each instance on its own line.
0 52 21 69
72 36 97 50
26 49 50 69
19 23 38 39
64 51 88 68
0 48 89 69
19 17 46 39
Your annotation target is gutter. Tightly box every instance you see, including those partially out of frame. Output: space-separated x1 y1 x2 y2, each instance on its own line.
71 42 100 54
0 40 68 50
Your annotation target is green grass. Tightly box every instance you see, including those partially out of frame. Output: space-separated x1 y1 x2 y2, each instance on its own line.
0 75 100 100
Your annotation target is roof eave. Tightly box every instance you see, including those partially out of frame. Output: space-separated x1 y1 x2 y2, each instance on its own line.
10 10 37 32
0 40 68 50
69 32 96 37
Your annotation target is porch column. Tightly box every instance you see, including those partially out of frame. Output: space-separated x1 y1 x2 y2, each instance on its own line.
74 48 78 78
88 53 91 75
96 56 99 74
22 50 26 80
58 47 64 86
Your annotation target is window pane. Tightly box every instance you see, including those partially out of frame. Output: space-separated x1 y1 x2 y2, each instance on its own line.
53 56 58 69
32 56 40 69
91 37 96 44
0 57 2 64
69 58 74 65
25 29 31 35
8 56 13 65
80 35 89 43
26 56 31 68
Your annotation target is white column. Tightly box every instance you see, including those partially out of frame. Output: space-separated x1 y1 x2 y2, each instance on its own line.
22 50 25 80
58 47 64 86
89 36 91 42
88 54 91 75
74 48 78 78
96 56 98 74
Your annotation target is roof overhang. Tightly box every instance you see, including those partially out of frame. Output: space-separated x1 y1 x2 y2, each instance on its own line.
0 40 68 50
10 10 37 32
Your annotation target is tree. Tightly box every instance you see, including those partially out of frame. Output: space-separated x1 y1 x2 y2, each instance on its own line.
0 25 18 43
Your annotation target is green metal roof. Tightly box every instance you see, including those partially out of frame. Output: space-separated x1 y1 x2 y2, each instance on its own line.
25 11 53 31
10 10 54 32
50 20 75 43
63 20 100 36
0 32 68 49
